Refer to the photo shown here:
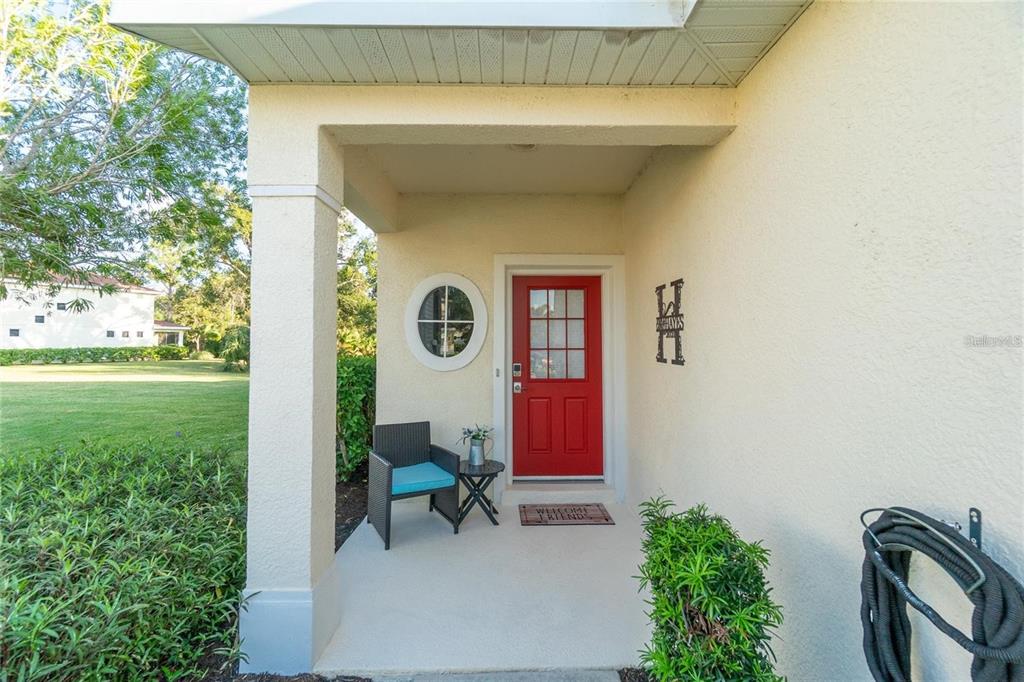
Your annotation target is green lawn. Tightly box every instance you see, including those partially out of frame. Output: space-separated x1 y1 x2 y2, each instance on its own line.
0 360 249 455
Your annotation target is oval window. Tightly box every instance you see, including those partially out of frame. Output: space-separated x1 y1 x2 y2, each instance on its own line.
405 274 487 371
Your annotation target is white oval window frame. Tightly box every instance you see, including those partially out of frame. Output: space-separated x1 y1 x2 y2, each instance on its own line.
405 273 488 372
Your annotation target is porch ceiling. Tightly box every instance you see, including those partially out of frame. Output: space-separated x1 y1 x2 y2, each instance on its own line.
110 0 811 87
359 144 656 195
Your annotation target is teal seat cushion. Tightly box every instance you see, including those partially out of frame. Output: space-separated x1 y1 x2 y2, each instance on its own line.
392 462 455 495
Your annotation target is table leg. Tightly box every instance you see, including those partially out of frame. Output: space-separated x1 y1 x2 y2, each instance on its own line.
458 473 500 526
477 492 499 525
478 490 498 514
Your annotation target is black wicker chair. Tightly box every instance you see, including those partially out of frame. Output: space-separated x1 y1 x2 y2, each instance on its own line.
367 421 460 550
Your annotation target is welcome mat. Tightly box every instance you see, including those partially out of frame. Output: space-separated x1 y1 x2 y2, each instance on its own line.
519 503 615 526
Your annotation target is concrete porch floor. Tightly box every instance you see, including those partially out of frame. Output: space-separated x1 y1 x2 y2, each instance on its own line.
314 499 649 677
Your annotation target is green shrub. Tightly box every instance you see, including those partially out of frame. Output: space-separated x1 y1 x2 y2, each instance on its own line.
0 345 187 365
220 325 250 371
154 345 189 360
0 442 246 681
638 497 783 682
336 354 375 481
189 349 216 360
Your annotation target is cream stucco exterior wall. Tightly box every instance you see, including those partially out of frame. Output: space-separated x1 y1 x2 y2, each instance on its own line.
0 285 157 349
235 0 1021 675
622 2 1022 679
376 194 623 449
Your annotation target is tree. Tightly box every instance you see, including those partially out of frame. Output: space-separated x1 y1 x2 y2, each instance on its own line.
149 186 252 280
146 187 251 345
337 212 377 355
164 270 249 352
0 0 245 305
149 205 376 357
145 240 193 321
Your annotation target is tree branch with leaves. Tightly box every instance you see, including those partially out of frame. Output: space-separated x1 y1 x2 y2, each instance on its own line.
0 0 246 305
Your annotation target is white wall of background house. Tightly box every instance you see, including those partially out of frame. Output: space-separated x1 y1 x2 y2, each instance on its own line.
109 0 1023 677
0 284 159 349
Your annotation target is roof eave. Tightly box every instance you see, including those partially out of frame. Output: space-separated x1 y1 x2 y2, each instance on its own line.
109 0 695 31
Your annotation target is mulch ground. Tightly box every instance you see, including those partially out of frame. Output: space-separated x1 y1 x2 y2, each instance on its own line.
334 460 369 550
619 668 651 682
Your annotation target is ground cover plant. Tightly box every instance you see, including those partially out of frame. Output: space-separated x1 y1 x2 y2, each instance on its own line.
0 358 375 679
0 441 247 680
638 497 783 682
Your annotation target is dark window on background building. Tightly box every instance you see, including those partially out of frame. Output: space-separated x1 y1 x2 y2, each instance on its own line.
121 331 129 338
9 329 19 337
34 315 44 323
136 331 144 338
106 330 115 338
56 303 66 311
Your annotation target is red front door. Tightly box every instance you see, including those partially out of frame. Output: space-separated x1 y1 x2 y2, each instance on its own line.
512 276 603 477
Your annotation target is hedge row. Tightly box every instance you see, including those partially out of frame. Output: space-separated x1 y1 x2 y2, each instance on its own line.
337 354 376 481
0 345 189 365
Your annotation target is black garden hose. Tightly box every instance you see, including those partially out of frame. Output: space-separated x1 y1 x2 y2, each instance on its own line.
861 507 1024 681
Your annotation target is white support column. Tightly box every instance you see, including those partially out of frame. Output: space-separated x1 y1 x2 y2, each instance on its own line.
239 130 342 674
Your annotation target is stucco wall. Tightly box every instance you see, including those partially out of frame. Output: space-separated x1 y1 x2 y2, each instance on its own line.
376 194 623 449
623 2 1022 679
0 286 157 349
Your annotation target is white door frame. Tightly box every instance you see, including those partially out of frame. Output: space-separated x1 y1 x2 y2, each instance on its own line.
491 254 628 503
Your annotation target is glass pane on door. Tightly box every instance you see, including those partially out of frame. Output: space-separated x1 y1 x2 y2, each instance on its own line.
530 320 547 348
530 350 548 379
548 319 566 348
567 290 584 318
530 290 549 318
567 319 584 348
567 350 585 378
548 350 566 378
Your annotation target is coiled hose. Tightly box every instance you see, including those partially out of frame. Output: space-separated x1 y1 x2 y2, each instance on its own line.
861 507 1024 681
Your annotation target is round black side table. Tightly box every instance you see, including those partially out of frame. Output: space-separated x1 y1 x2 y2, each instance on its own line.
457 459 505 526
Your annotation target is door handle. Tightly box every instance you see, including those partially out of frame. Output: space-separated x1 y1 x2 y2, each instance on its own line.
513 381 525 393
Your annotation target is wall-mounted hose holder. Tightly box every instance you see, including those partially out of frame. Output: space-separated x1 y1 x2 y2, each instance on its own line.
860 506 1024 681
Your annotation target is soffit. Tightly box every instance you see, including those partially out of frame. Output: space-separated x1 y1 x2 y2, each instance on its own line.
111 0 811 87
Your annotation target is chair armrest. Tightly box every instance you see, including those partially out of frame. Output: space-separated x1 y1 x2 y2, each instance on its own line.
429 444 460 479
367 450 394 546
370 448 395 469
368 450 394 495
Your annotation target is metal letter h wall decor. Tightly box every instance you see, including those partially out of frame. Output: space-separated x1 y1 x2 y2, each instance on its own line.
655 278 685 365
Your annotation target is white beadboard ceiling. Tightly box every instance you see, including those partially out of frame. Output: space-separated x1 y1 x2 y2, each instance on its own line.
112 1 811 87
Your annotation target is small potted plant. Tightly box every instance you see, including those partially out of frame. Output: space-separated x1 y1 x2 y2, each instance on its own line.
459 424 494 467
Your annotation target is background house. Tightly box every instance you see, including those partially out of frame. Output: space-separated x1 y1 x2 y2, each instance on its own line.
153 320 189 346
0 278 186 348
